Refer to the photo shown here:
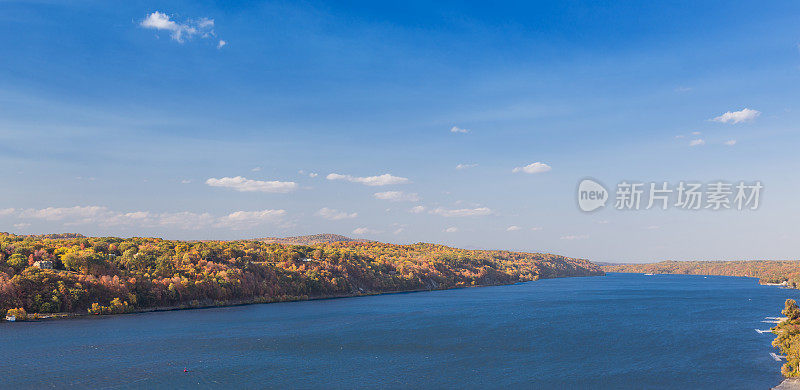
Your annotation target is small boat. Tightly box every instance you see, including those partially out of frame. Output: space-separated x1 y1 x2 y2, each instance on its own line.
644 273 654 276
5 315 15 322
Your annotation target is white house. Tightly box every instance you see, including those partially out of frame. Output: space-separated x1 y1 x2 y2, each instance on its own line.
33 260 53 269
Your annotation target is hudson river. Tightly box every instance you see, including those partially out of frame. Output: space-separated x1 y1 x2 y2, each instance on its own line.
1 273 795 389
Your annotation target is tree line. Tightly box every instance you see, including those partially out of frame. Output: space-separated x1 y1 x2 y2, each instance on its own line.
0 233 603 318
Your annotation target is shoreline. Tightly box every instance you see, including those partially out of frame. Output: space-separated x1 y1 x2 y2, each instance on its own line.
774 378 800 390
5 273 605 323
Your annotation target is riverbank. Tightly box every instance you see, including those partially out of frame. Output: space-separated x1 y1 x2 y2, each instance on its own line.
1 234 603 323
3 274 603 322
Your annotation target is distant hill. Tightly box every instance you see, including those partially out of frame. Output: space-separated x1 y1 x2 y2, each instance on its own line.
603 260 800 287
256 234 369 245
22 233 85 239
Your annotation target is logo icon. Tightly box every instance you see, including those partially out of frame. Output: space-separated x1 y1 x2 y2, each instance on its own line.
578 179 608 212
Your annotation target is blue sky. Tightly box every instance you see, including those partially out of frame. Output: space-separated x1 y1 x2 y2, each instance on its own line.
1 0 799 262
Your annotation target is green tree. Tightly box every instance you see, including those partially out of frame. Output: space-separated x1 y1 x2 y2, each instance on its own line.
7 253 27 270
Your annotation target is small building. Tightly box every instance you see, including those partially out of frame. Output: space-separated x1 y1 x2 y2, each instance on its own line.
5 315 15 322
33 260 53 269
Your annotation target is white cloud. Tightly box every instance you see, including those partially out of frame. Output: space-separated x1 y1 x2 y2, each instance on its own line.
560 234 589 240
352 227 374 235
181 179 192 184
530 227 543 231
140 11 221 44
689 139 705 147
206 176 298 193
512 162 552 174
675 135 685 139
712 108 761 124
309 172 318 178
506 225 521 231
373 191 420 202
450 126 469 133
17 206 284 230
443 227 459 233
217 40 227 49
456 163 478 170
215 209 286 229
326 173 409 186
0 208 16 216
409 205 426 214
315 207 358 220
724 139 737 146
19 206 111 223
430 207 492 217
251 167 262 172
692 131 701 135
156 212 216 230
13 223 30 229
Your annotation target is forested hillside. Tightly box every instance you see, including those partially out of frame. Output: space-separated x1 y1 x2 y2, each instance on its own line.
257 234 367 245
0 233 603 319
603 260 800 287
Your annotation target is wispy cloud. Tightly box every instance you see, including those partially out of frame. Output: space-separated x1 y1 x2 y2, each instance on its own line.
373 191 420 202
512 162 552 174
0 208 16 216
712 108 761 124
19 206 111 224
430 207 492 217
443 227 459 233
206 176 298 193
689 139 705 147
724 139 737 146
15 206 285 230
560 234 589 240
315 207 358 220
140 11 222 45
450 126 469 133
216 210 286 229
352 227 375 235
409 205 426 214
506 225 521 231
456 163 478 170
326 173 409 186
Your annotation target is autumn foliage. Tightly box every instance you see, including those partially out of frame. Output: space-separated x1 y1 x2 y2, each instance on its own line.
603 260 800 287
0 233 603 318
